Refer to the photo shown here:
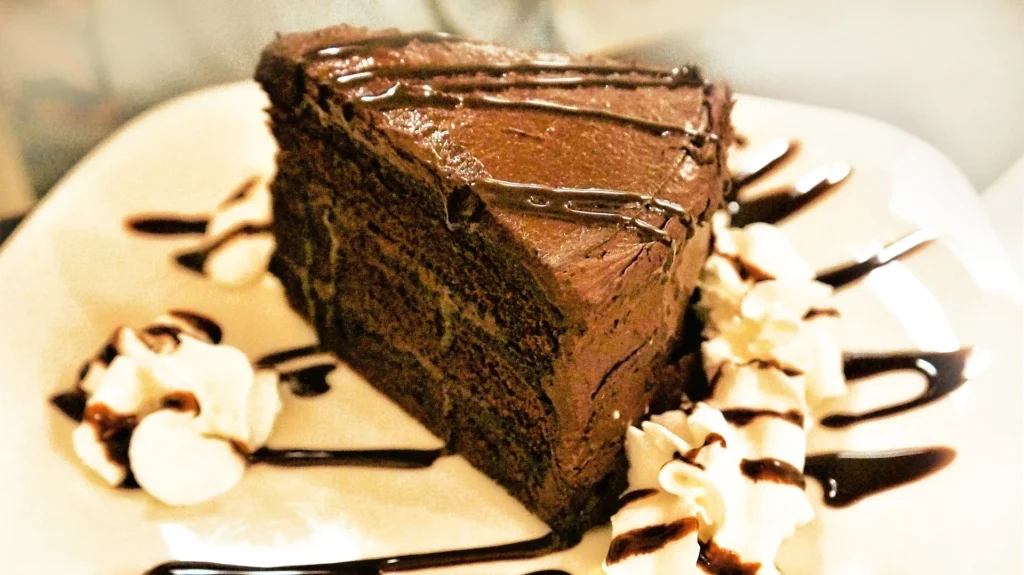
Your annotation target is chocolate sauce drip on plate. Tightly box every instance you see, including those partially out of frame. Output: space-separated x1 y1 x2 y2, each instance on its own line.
805 447 956 507
698 540 761 575
613 488 659 514
742 358 804 377
729 139 797 194
51 388 88 422
255 345 323 368
728 162 851 227
141 324 186 344
221 176 261 206
815 229 936 289
252 345 335 396
175 222 273 274
739 458 806 488
145 531 570 575
605 517 699 565
803 307 841 320
722 408 804 428
168 309 224 343
80 403 139 488
98 340 119 365
279 363 336 397
820 348 974 428
126 216 209 236
249 447 444 469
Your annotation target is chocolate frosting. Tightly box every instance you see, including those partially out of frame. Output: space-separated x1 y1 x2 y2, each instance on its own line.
257 25 733 535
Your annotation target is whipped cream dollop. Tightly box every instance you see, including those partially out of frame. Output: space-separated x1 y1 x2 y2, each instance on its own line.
604 404 729 575
71 311 282 505
202 176 276 287
699 212 845 403
606 212 846 575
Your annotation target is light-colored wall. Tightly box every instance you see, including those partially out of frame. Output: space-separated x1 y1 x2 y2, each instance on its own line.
555 0 1024 190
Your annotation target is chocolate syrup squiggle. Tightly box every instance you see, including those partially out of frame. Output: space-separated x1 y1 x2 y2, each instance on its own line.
815 229 937 289
175 222 273 275
126 216 209 236
473 178 694 245
145 532 573 575
300 31 716 242
729 139 797 193
108 77 965 574
821 348 974 428
332 62 702 89
805 447 956 507
249 447 444 469
729 162 851 227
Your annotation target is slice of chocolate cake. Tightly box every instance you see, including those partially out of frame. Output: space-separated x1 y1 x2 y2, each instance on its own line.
256 25 732 538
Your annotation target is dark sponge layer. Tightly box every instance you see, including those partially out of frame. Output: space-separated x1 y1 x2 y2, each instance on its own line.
257 25 732 537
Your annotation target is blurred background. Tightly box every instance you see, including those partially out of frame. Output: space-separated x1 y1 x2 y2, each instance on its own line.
0 0 1022 246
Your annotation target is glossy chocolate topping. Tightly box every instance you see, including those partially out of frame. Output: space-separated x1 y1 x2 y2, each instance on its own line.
260 25 731 258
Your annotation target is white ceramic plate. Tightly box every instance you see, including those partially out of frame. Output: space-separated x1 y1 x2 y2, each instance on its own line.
0 82 1020 575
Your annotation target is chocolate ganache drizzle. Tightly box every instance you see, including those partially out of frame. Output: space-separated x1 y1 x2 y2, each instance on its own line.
126 216 209 236
105 33 973 574
125 176 271 276
145 532 574 575
300 30 720 244
725 138 852 227
175 222 273 274
715 140 963 511
815 229 937 289
804 447 956 507
821 348 975 428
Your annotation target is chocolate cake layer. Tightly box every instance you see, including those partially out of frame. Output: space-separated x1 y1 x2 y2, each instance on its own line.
256 25 732 537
